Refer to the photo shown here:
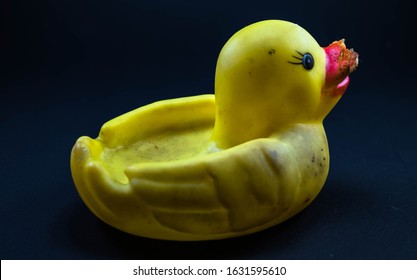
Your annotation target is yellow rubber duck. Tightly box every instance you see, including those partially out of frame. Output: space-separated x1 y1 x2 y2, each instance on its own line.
71 20 358 240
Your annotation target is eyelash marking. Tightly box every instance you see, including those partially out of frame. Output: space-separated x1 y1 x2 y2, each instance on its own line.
288 51 304 64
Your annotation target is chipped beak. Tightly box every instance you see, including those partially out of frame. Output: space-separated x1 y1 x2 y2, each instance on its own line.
323 39 359 96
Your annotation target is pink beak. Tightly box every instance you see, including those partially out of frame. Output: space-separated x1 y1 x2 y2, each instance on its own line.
324 40 359 96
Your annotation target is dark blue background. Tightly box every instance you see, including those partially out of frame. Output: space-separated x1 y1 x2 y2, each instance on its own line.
1 0 416 259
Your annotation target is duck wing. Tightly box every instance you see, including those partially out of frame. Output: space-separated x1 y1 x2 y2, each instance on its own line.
125 138 301 239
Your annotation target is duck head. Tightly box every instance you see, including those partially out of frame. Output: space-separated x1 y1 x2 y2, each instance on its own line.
212 20 358 148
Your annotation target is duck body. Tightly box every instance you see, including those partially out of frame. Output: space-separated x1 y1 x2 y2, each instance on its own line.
72 94 328 240
71 20 358 240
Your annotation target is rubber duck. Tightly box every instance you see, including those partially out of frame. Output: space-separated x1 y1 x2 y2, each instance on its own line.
71 20 358 240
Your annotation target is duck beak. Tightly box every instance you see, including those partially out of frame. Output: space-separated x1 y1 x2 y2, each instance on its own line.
323 39 359 96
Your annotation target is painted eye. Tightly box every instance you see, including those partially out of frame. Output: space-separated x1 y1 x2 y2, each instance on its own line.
302 53 314 70
288 51 314 70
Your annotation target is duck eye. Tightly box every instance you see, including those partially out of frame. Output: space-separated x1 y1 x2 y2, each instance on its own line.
302 53 314 70
288 51 314 70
